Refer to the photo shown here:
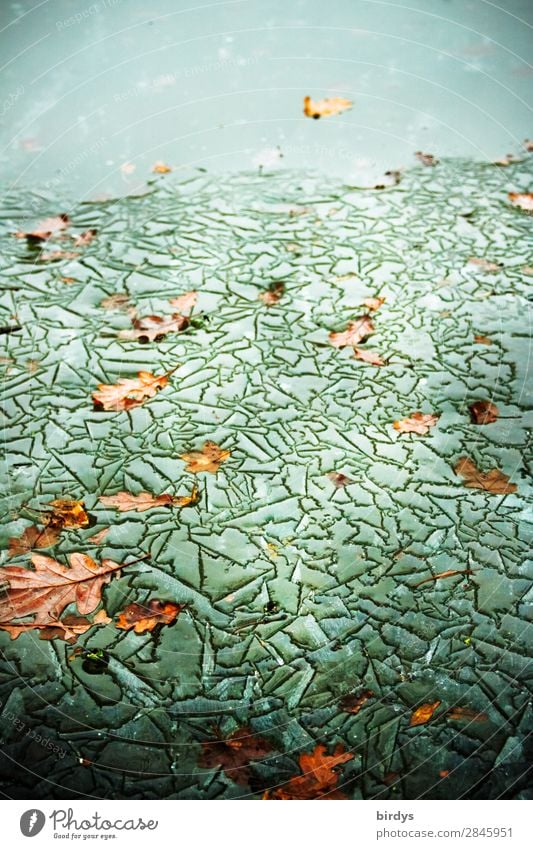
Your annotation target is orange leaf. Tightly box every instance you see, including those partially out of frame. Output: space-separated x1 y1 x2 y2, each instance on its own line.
259 282 285 306
74 229 97 247
14 214 70 242
409 700 441 727
474 335 492 345
303 95 352 119
152 161 172 173
508 192 533 211
339 689 375 714
8 524 61 556
0 610 110 643
446 707 488 722
115 599 183 634
119 314 189 342
353 347 385 366
362 297 385 311
180 441 230 474
199 726 273 785
454 457 516 494
413 568 474 588
47 498 90 528
264 743 353 800
168 291 197 313
92 369 175 411
469 400 499 424
393 412 439 434
99 486 198 512
329 315 374 348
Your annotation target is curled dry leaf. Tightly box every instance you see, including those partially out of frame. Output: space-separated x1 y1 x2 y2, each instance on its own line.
74 229 97 247
47 498 90 528
99 486 198 512
446 707 488 722
264 744 353 800
0 609 111 643
326 471 357 488
393 412 439 435
92 369 175 411
303 95 353 119
180 441 230 474
469 400 499 424
8 524 61 556
115 599 184 634
454 457 516 494
168 291 197 314
362 296 385 311
119 313 189 342
474 335 492 345
415 151 439 166
259 282 285 305
413 569 474 588
339 689 375 714
353 347 385 367
508 192 533 211
467 257 502 273
409 700 441 727
14 214 70 242
329 315 374 348
198 726 273 786
152 162 172 173
0 552 124 624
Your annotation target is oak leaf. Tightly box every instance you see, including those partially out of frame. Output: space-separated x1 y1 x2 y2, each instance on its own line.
393 412 439 434
303 95 352 119
264 744 353 800
92 369 175 411
99 487 198 512
329 315 374 348
0 609 111 643
0 553 124 624
168 291 197 313
353 347 385 366
454 457 516 494
198 726 273 786
469 400 499 424
119 313 189 342
409 700 441 727
115 599 183 634
180 441 230 473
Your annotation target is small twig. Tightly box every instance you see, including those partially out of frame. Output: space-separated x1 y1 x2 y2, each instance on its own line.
413 568 476 588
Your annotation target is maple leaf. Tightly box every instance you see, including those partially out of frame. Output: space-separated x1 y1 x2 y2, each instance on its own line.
326 471 357 488
474 334 492 345
467 257 502 273
180 441 230 474
353 347 385 367
393 412 439 435
446 706 488 722
303 95 352 119
73 229 97 247
168 291 197 314
116 599 184 634
152 161 172 173
92 369 175 411
264 744 353 800
469 400 499 424
454 457 516 494
508 192 533 211
409 700 441 727
99 487 198 512
259 282 285 306
119 313 189 342
8 524 62 556
415 151 438 166
339 689 375 714
14 214 70 242
0 553 124 624
198 726 273 785
362 296 385 311
329 315 374 348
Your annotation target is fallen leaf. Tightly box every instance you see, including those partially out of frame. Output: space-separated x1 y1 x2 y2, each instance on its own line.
413 569 474 588
303 95 353 119
152 161 172 173
373 170 402 189
0 610 110 643
115 599 183 634
467 257 502 272
87 527 110 544
26 359 40 373
469 400 499 424
0 553 125 624
47 498 90 528
524 139 533 151
493 153 520 166
180 441 230 474
99 492 175 512
393 412 439 435
454 457 516 494
14 214 70 242
340 689 375 714
353 347 385 366
119 313 189 342
474 335 492 345
92 369 175 411
409 700 441 727
446 707 488 722
74 229 97 247
329 315 374 348
259 282 285 305
100 293 133 311
61 277 76 284
508 192 533 211
8 524 62 556
326 471 357 488
174 485 199 507
199 726 273 785
415 151 438 166
39 249 79 262
264 744 353 800
168 291 197 313
362 296 385 311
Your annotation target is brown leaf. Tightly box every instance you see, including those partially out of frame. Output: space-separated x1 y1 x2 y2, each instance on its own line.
47 498 90 528
99 492 173 512
264 744 353 800
152 161 172 173
474 335 492 345
73 229 97 247
14 214 70 241
0 553 124 624
180 441 230 474
493 154 520 167
168 291 197 314
329 315 374 348
119 313 189 342
100 293 133 312
39 249 79 262
353 347 385 367
415 151 438 166
524 139 533 152
340 689 375 714
469 400 499 424
0 610 110 642
259 282 285 305
326 471 357 488
393 412 439 434
362 296 385 311
8 523 62 556
454 457 516 494
92 369 175 411
446 707 488 722
413 569 474 588
467 257 502 272
199 726 273 786
508 192 533 211
303 95 352 119
115 599 183 634
409 700 441 727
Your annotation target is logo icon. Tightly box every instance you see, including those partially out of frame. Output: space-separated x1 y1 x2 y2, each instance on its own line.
20 810 46 837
